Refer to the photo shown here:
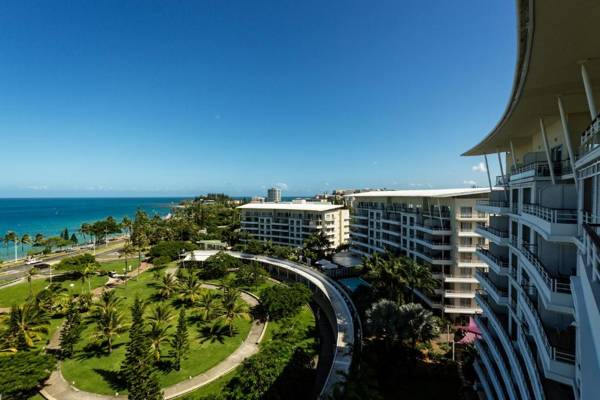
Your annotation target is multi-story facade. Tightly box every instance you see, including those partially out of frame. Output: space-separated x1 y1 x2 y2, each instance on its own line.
267 187 282 203
463 1 600 399
348 188 492 319
238 200 350 249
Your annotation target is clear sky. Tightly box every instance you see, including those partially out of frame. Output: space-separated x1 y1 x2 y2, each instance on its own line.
0 0 514 197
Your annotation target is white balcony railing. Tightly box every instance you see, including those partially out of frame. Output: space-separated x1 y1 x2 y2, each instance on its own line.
519 292 576 365
579 114 600 157
519 244 572 294
522 203 577 224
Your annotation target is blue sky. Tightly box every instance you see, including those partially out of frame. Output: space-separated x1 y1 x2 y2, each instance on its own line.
0 0 514 197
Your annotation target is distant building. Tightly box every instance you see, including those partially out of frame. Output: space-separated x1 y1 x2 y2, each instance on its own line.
267 187 282 203
251 196 265 203
348 188 493 319
238 200 350 248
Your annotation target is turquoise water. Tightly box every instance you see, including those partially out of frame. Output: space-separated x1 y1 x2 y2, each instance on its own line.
0 197 186 260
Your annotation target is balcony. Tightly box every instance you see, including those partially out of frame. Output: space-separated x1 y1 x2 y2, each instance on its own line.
473 360 495 400
443 304 482 314
518 292 576 385
456 244 482 253
520 203 577 240
456 213 487 221
474 340 509 400
444 275 477 284
414 250 452 265
475 294 530 400
516 329 546 400
475 271 508 305
578 114 600 163
518 244 573 312
476 246 509 275
444 290 476 299
414 223 452 235
475 320 519 400
457 259 488 268
476 199 511 215
475 222 510 245
413 236 452 251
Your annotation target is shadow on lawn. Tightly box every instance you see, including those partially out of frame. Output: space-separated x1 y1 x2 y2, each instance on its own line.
76 342 126 360
92 368 126 392
198 323 235 344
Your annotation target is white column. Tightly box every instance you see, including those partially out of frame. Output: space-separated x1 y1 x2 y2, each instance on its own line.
539 117 556 185
497 152 509 201
581 63 598 120
509 141 518 170
557 95 580 192
484 155 493 191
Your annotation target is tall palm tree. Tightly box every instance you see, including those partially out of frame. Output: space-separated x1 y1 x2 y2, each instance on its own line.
197 290 221 322
157 273 177 300
25 267 38 298
119 243 135 275
400 256 438 302
148 320 170 361
91 291 126 353
33 233 45 247
121 216 132 242
6 302 49 349
178 272 202 305
20 233 31 254
79 223 91 244
218 288 249 336
94 307 127 353
148 302 174 326
4 231 18 262
80 260 99 293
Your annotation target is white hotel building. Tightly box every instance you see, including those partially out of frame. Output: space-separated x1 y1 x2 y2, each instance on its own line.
463 1 600 399
347 188 492 319
238 200 350 249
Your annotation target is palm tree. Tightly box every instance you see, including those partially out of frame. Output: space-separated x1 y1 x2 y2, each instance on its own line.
6 302 49 349
303 230 331 261
366 299 402 351
25 267 38 298
400 256 438 302
398 303 440 366
218 287 249 336
94 307 127 353
79 223 91 244
33 233 45 247
20 233 31 253
157 273 177 300
91 291 126 353
80 260 99 293
178 272 202 305
4 231 18 262
121 216 132 242
119 243 135 275
146 303 175 363
197 290 221 322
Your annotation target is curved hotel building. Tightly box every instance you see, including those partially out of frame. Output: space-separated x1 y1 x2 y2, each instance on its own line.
463 1 600 399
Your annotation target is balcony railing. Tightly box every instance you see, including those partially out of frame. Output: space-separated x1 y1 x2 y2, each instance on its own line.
476 273 508 298
509 160 572 181
520 244 571 294
476 199 509 209
522 203 577 224
519 292 576 364
476 223 509 238
476 246 509 269
517 329 546 400
582 223 600 281
580 113 600 158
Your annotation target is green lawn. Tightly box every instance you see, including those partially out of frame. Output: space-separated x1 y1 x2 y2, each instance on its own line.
61 268 253 395
180 369 238 399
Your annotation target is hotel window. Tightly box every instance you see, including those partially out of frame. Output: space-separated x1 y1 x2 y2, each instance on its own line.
460 207 472 217
460 222 472 231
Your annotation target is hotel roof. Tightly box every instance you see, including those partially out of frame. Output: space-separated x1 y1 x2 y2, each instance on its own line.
237 202 344 212
463 0 600 156
346 187 493 199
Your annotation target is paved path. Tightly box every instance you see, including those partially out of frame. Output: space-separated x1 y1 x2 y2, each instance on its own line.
40 281 267 400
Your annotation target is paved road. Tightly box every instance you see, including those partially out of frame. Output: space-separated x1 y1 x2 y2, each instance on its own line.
0 242 126 283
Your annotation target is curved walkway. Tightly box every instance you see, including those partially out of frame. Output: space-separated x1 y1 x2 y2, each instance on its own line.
40 280 267 399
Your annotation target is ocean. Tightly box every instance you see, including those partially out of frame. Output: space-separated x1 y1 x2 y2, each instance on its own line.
0 197 187 260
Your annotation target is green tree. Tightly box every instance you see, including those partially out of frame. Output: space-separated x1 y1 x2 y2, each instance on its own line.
121 297 163 400
0 351 56 399
20 233 31 253
178 271 202 305
147 303 174 361
398 303 440 366
197 290 221 322
302 230 331 261
33 233 45 246
70 233 78 244
366 299 402 351
5 302 49 350
218 287 250 337
55 253 100 293
260 284 312 320
156 273 177 300
171 308 189 371
235 262 267 287
90 291 126 353
400 256 437 302
60 300 83 358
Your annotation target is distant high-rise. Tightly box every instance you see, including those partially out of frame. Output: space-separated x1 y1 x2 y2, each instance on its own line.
267 187 282 203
